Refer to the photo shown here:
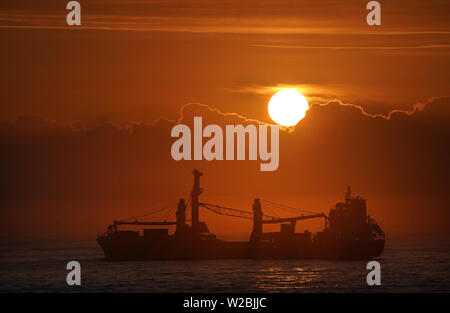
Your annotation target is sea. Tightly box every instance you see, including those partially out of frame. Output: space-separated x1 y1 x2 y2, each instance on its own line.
0 236 449 293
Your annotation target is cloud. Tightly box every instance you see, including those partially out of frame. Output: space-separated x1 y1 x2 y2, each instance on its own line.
173 102 273 126
314 97 432 120
230 83 440 120
1 0 450 35
251 44 450 50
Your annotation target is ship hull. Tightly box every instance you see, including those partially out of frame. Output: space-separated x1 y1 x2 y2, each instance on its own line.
97 236 249 261
97 236 384 261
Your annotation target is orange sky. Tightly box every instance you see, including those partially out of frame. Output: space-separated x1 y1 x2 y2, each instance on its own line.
1 0 449 123
0 1 449 240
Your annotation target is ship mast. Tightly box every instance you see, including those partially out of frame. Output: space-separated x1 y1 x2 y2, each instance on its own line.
191 169 203 233
345 185 352 204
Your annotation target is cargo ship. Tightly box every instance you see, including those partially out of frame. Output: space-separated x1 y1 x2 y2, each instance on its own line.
97 169 385 260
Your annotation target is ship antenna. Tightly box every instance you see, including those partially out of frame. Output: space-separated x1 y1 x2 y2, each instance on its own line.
345 185 352 201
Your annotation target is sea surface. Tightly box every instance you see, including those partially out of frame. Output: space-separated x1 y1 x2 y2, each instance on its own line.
0 236 449 293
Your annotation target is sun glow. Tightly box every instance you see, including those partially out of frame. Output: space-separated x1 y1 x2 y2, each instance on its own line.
268 89 309 126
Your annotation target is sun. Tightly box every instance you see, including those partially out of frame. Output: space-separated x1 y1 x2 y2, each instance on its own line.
268 89 309 126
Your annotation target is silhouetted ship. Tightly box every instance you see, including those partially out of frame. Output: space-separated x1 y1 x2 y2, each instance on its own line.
97 170 385 260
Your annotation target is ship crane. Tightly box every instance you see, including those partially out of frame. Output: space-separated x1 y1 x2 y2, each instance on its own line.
199 202 275 220
110 169 327 239
199 202 325 224
199 199 327 243
262 214 326 224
